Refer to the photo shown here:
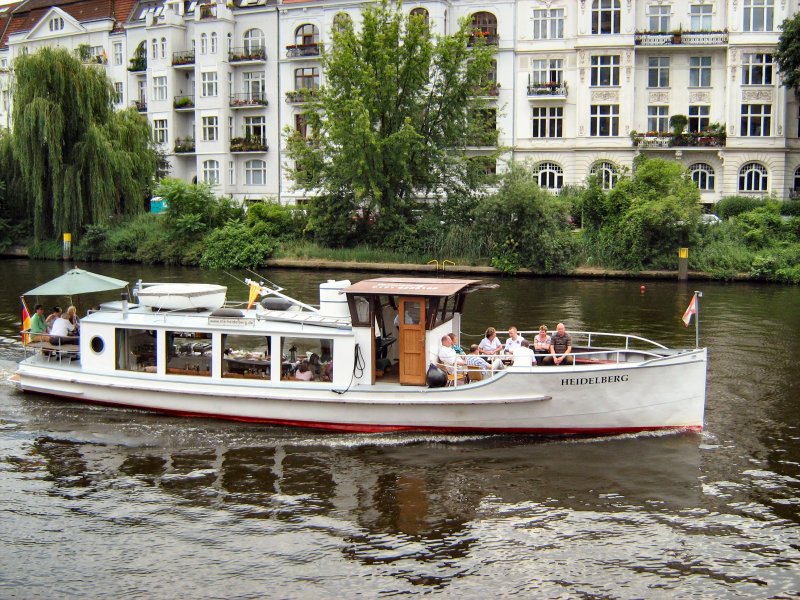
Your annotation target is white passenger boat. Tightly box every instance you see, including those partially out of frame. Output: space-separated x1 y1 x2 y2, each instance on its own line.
12 277 707 435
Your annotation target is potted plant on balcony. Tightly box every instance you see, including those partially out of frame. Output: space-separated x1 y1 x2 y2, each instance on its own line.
668 114 688 146
672 26 682 44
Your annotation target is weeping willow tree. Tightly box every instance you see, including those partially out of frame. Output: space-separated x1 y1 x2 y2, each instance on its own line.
12 47 157 241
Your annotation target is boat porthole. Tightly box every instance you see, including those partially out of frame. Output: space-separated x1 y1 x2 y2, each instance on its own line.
90 336 105 354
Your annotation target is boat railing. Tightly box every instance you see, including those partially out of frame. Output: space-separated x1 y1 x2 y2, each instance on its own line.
21 333 80 365
518 330 669 351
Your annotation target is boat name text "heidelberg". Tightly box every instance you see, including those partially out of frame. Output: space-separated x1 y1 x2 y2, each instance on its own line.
561 375 629 386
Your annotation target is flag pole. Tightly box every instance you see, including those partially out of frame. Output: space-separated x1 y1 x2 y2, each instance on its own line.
694 290 702 349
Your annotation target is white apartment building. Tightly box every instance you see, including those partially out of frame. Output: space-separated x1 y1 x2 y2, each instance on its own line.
1 0 798 206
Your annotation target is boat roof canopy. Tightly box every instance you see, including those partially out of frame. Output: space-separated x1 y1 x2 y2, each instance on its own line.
343 278 482 297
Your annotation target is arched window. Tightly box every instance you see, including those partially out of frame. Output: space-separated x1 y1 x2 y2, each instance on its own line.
210 32 218 54
151 38 158 60
200 33 208 54
203 160 220 185
590 161 619 190
410 7 429 23
592 0 621 34
739 162 768 192
244 29 264 54
689 163 715 191
227 32 233 53
295 24 320 46
333 12 352 33
245 159 267 185
471 12 498 36
160 37 167 59
537 162 564 191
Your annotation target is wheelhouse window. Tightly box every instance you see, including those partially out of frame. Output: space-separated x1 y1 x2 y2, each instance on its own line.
532 8 564 39
590 161 619 190
166 331 211 376
531 106 563 138
689 163 715 191
739 162 768 192
743 0 773 32
115 329 157 372
536 162 564 192
648 57 670 88
592 0 621 35
590 55 620 86
590 105 619 137
221 334 271 380
742 53 773 85
740 104 771 136
280 337 333 382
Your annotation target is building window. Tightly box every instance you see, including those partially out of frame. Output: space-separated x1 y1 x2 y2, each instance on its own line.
243 29 265 54
200 33 208 54
648 5 670 32
153 119 168 144
243 71 265 101
295 24 320 46
648 57 670 88
689 163 715 191
229 161 235 185
688 105 710 132
203 160 220 185
689 56 711 87
295 67 320 90
743 0 774 32
592 0 621 35
410 7 429 23
536 162 564 191
532 8 564 39
741 104 771 136
647 106 670 132
244 115 266 140
531 106 563 138
295 114 309 139
137 80 147 103
245 159 267 185
201 72 218 97
690 4 713 30
742 53 773 85
590 161 619 190
211 32 218 54
794 166 800 193
114 82 124 104
202 116 218 141
471 12 498 37
153 76 167 101
113 42 123 66
152 38 159 60
49 17 64 32
590 55 620 86
739 162 768 192
590 105 619 136
530 59 564 85
160 37 166 59
227 32 233 54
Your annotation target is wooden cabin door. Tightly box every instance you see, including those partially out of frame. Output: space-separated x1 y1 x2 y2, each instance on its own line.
398 297 426 385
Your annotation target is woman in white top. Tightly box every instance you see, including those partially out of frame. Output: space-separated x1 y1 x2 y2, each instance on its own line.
478 327 503 356
50 314 77 339
532 324 552 365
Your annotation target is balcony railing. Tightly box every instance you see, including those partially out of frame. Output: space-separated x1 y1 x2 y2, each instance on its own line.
527 82 568 97
229 46 266 63
198 3 216 19
286 43 321 58
285 88 319 103
230 93 268 107
128 56 147 72
468 32 499 46
634 31 728 46
133 99 147 112
631 131 726 148
172 50 195 67
173 94 195 109
230 136 268 152
174 138 195 153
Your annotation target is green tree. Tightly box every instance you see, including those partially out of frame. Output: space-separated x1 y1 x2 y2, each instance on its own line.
12 47 157 241
286 1 498 243
776 12 800 93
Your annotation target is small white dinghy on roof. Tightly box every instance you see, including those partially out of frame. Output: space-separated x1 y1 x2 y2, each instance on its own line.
135 283 227 311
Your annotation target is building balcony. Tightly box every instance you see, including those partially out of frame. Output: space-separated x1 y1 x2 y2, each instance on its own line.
631 131 726 148
198 3 216 19
468 32 499 46
133 99 147 112
286 43 321 58
128 56 147 72
174 137 195 153
172 50 195 68
173 94 195 110
285 88 319 103
230 93 268 108
474 83 500 97
230 136 268 152
527 82 568 98
229 46 266 63
634 30 728 47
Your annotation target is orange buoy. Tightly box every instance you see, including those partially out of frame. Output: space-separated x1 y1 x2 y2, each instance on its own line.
640 285 646 294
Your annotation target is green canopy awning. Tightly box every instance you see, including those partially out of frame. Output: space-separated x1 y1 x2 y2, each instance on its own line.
24 268 128 296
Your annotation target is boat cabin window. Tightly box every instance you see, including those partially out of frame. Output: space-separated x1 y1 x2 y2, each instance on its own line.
221 334 270 379
115 329 157 372
166 330 211 377
347 295 377 327
281 336 332 382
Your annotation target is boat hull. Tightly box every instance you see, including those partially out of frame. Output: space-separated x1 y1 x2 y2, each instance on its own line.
12 350 707 435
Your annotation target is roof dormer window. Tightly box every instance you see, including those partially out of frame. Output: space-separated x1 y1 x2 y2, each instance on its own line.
49 17 64 32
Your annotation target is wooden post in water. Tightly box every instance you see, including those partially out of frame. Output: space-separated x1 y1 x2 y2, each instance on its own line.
678 247 688 280
62 233 72 260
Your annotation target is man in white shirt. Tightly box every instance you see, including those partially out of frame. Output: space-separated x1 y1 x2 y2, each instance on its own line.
510 340 535 369
438 334 465 374
50 315 77 339
505 326 525 355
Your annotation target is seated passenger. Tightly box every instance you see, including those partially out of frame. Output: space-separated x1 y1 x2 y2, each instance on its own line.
45 306 62 332
510 340 535 369
448 333 465 354
478 327 504 356
549 322 574 366
29 304 49 342
50 311 78 340
65 305 80 334
294 360 313 381
438 334 465 374
505 326 525 355
532 324 552 365
465 344 492 377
